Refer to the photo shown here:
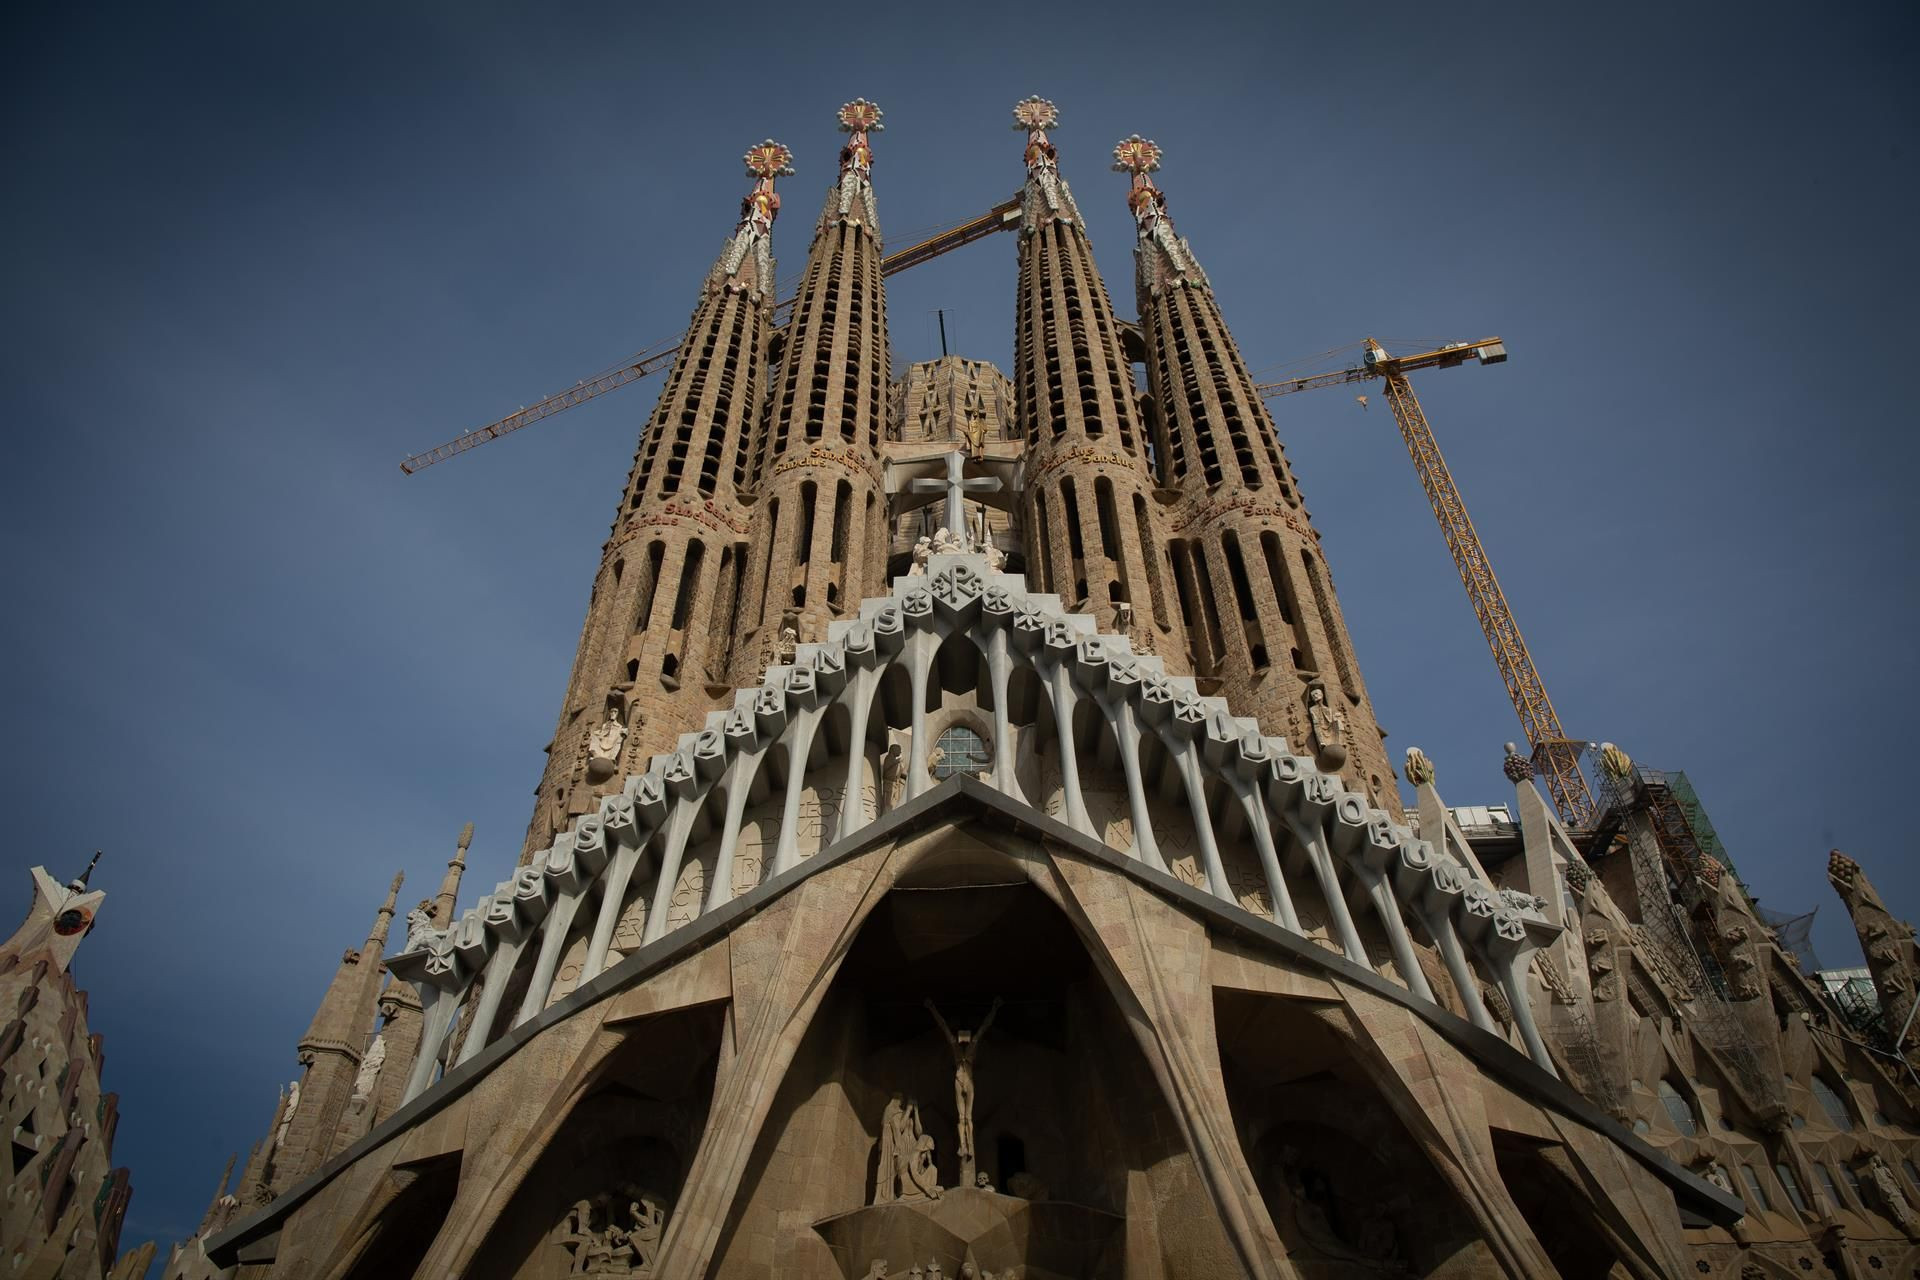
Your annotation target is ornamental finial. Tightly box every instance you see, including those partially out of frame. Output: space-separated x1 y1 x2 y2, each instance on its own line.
838 98 884 134
1598 741 1633 781
1013 96 1059 133
1501 743 1534 783
1111 134 1161 176
1404 747 1435 788
743 140 795 181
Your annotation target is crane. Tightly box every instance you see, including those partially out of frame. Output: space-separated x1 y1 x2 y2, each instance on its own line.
399 198 1023 475
1255 339 1597 827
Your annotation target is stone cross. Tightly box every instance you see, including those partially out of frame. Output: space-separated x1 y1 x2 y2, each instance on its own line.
909 450 1001 541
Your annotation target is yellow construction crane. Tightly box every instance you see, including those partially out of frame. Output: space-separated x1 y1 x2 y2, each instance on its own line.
1255 339 1597 827
399 199 1022 474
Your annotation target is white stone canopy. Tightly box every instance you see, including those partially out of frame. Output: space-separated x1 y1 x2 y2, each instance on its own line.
389 552 1564 1103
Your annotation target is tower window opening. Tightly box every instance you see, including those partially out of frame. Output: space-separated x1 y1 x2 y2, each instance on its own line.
1134 494 1171 630
1061 479 1086 566
1738 1166 1769 1211
669 541 706 631
1222 532 1267 671
634 541 667 634
1094 477 1122 561
1190 546 1223 673
756 500 781 623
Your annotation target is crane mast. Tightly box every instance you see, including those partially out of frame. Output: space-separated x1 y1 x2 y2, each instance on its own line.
1258 339 1597 827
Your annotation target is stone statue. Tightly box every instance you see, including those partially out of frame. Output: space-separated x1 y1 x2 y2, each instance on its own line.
404 900 435 952
777 613 800 663
1306 685 1348 770
931 525 965 555
882 743 906 809
627 1197 665 1271
964 413 987 457
875 1093 906 1203
909 536 932 576
587 707 626 779
974 1170 994 1192
275 1079 300 1149
1112 601 1134 634
904 1103 942 1200
1866 1154 1917 1234
983 540 1005 572
876 1093 941 1202
861 1263 890 1280
926 997 1002 1184
926 1260 944 1280
555 1195 669 1275
1403 746 1435 787
349 1034 386 1107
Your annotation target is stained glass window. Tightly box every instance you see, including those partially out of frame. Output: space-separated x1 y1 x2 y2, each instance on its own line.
1658 1080 1698 1136
932 726 990 779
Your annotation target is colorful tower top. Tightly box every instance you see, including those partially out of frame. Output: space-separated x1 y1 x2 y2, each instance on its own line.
1112 134 1209 295
714 139 793 301
826 98 883 232
1013 96 1080 230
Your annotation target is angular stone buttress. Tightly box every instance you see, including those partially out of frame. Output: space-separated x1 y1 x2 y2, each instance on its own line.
193 102 1792 1279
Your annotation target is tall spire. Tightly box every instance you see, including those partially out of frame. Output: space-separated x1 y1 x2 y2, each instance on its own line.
1013 95 1082 230
273 871 406 1193
432 824 469 927
0 864 107 976
1116 135 1400 810
1007 97 1179 657
518 142 792 860
1828 849 1920 1055
1112 135 1208 295
736 102 893 672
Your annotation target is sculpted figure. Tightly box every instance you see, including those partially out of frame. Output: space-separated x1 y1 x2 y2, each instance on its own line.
349 1034 386 1107
560 1200 597 1275
974 1170 994 1192
882 743 906 809
909 536 932 576
875 1092 906 1203
1867 1154 1917 1233
931 525 963 555
983 540 1005 572
628 1197 665 1272
1112 601 1134 634
275 1079 300 1150
404 900 435 951
587 706 626 778
1306 686 1348 770
926 997 1002 1182
862 1263 890 1280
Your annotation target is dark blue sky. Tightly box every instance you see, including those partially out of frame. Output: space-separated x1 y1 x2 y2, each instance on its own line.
3 0 1915 1257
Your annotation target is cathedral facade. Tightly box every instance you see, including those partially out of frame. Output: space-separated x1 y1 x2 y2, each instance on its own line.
163 99 1920 1279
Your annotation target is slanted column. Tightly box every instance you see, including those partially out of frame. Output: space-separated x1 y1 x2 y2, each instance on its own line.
1168 736 1232 900
1288 811 1368 966
709 734 768 908
1043 657 1094 835
1235 785 1298 931
1106 695 1164 871
986 627 1018 798
904 628 939 801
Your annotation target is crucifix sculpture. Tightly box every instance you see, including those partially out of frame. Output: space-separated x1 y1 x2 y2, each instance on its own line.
925 996 1002 1186
908 449 1002 542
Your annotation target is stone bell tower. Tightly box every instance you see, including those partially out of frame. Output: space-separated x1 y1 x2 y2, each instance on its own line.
519 139 790 855
1009 97 1187 660
736 100 893 670
1115 135 1399 808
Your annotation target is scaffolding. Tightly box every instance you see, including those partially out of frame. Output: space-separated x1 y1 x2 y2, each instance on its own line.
1593 766 1785 1113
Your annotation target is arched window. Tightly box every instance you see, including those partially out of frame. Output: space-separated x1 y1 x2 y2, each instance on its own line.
1738 1165 1769 1212
1774 1162 1811 1214
1657 1080 1698 1136
931 726 990 780
1812 1076 1854 1129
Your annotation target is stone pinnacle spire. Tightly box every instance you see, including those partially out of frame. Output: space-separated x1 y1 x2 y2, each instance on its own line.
1828 849 1920 1053
711 139 795 302
1112 135 1209 295
367 870 403 949
738 101 893 670
432 823 470 927
1013 96 1081 230
1115 134 1398 809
